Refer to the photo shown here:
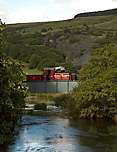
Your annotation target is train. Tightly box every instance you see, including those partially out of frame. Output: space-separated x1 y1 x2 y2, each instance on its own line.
26 66 77 81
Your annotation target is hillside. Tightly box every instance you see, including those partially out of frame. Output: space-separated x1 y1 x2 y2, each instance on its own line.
74 8 117 18
4 9 117 71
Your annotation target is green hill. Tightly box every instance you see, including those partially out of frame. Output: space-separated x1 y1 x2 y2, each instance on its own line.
4 9 117 71
74 8 117 18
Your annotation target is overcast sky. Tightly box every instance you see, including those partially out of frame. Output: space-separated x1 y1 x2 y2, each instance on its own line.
0 0 117 23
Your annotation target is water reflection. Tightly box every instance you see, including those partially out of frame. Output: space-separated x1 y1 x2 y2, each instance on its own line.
7 115 117 152
70 119 117 152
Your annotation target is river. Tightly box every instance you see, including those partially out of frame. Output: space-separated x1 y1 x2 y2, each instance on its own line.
7 115 117 152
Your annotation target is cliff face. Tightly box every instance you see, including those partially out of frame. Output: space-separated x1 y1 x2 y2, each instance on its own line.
4 9 117 69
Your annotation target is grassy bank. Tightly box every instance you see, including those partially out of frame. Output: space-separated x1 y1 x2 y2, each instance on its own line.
26 93 64 104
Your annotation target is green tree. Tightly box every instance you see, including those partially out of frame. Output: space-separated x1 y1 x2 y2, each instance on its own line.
0 21 27 146
72 44 117 119
29 54 40 69
55 44 117 120
0 19 5 53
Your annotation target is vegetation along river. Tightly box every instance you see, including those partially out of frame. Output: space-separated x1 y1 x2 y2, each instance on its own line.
6 114 117 152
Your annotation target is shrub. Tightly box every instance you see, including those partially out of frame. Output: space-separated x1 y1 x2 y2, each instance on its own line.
72 44 117 119
80 48 86 56
34 103 47 111
41 28 48 33
0 21 27 146
54 94 75 109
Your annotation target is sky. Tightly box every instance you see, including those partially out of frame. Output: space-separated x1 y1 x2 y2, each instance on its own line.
0 0 117 24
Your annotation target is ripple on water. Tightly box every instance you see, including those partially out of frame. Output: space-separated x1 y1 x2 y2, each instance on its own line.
7 115 117 152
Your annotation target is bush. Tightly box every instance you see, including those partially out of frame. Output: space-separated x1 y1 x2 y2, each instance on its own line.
29 54 40 69
71 44 117 119
41 28 48 33
34 103 47 111
69 36 80 44
54 94 75 109
80 48 86 56
0 22 27 146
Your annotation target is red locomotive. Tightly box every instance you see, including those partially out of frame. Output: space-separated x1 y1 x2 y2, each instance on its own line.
26 66 77 81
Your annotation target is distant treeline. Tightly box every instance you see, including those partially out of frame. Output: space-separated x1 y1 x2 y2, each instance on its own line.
74 8 117 18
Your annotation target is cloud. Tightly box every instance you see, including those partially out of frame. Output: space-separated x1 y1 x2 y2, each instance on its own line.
0 0 117 23
9 7 46 23
8 1 74 23
0 0 10 23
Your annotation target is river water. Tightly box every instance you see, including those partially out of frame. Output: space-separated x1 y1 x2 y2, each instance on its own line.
7 115 117 152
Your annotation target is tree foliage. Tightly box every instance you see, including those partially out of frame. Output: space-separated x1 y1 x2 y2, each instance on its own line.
72 44 117 119
55 44 117 120
0 20 5 53
0 22 27 146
